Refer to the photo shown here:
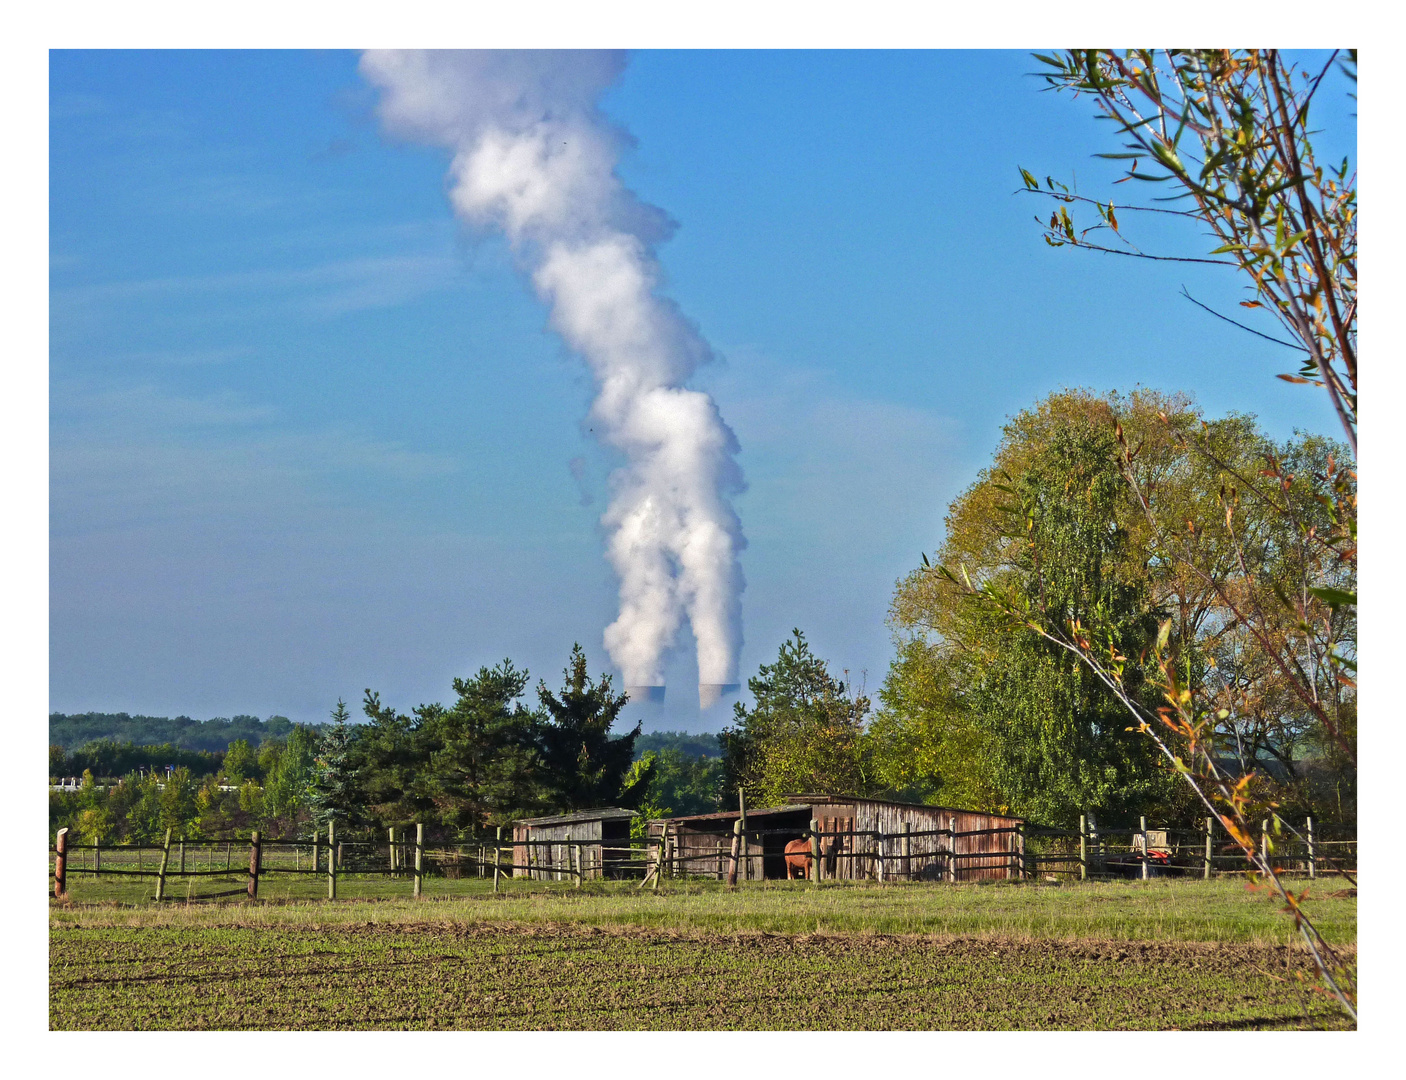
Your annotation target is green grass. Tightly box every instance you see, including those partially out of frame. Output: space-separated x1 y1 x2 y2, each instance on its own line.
52 875 1357 947
50 877 1356 1030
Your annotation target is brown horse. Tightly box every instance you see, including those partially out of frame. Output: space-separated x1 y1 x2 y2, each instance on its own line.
784 839 811 879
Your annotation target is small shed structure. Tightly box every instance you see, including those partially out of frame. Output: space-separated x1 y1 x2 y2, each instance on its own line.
512 807 637 881
649 794 1024 883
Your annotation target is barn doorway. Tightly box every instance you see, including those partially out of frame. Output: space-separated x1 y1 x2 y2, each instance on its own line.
756 809 812 879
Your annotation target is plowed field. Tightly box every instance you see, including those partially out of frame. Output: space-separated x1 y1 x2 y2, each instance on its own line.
50 921 1351 1030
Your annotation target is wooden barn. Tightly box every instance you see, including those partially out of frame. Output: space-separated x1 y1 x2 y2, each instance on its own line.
512 808 637 880
649 794 1024 883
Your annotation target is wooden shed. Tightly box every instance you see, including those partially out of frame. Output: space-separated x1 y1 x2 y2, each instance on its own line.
512 807 637 881
649 794 1024 883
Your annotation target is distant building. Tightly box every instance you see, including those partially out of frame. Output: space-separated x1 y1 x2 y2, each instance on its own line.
512 808 638 881
651 794 1025 882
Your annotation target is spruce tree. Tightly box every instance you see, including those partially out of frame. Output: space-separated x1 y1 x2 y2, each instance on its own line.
537 644 652 810
308 699 360 829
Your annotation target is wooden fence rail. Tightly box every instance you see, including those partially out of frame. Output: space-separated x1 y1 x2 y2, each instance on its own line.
51 813 1356 901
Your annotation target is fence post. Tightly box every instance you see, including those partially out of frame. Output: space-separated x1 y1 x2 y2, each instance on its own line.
179 837 186 875
225 840 231 872
328 820 337 900
156 827 173 901
738 789 749 882
388 826 397 874
414 823 424 899
1079 814 1088 882
1204 816 1214 880
1306 816 1316 880
726 818 743 887
94 841 100 875
313 826 321 877
54 828 69 899
1139 816 1148 881
247 830 262 900
810 819 821 884
948 817 958 883
493 826 502 894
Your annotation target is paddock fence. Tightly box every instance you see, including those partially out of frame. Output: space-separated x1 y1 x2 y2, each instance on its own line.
50 812 1354 902
1021 814 1357 881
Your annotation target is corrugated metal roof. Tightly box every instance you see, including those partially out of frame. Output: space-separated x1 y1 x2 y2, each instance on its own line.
517 807 637 826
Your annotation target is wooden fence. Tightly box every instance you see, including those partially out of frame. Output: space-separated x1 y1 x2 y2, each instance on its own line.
51 813 1355 901
1021 814 1357 881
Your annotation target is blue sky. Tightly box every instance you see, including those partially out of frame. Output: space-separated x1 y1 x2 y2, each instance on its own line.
50 50 1351 731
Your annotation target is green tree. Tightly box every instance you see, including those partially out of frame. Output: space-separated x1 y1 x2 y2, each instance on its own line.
263 726 319 830
194 774 235 838
308 700 361 829
256 738 285 784
537 644 651 811
237 779 264 825
122 772 165 843
350 691 425 827
894 387 1353 827
415 662 545 833
869 638 1001 810
884 392 1191 824
159 766 199 835
648 747 725 816
721 630 873 808
223 739 256 784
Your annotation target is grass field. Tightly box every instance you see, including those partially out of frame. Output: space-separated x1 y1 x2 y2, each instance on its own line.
49 876 1357 1031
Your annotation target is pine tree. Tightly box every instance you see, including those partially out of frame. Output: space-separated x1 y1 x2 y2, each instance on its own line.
537 644 652 810
720 629 872 807
308 699 360 829
415 660 544 834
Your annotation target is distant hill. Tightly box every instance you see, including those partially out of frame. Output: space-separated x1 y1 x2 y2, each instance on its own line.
49 712 323 753
633 730 721 760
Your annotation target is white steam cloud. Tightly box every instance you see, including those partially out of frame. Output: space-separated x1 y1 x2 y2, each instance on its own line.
361 50 745 694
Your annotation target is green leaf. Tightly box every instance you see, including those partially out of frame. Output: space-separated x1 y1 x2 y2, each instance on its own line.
1019 168 1039 190
1307 586 1356 609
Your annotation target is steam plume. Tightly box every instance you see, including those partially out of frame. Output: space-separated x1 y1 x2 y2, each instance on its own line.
361 50 745 695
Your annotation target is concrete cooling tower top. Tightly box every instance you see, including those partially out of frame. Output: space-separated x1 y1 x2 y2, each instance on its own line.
624 685 666 704
698 683 741 710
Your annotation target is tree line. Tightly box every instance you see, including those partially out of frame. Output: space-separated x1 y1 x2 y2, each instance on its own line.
50 646 728 846
49 712 310 753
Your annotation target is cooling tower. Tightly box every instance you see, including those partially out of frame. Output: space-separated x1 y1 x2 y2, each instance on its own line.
625 685 666 704
698 683 741 709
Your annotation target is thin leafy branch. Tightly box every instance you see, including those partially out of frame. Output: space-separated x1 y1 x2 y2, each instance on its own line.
1021 50 1356 453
